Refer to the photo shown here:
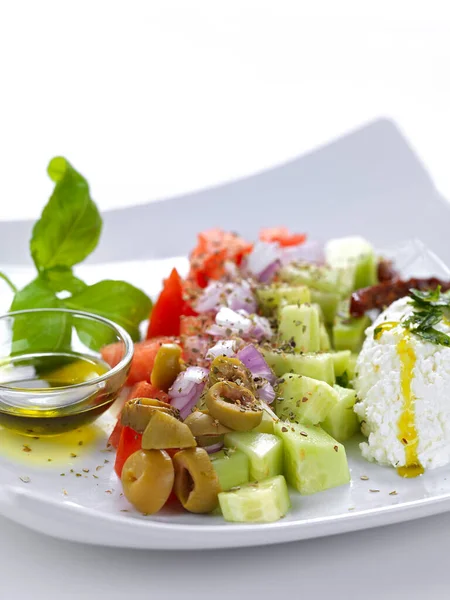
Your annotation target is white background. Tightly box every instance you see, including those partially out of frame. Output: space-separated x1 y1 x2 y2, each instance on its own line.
1 1 450 220
1 2 450 599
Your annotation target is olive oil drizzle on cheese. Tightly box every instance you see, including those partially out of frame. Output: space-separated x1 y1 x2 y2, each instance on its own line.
396 335 424 478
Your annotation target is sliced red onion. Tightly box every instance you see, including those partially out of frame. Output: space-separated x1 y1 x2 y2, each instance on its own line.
237 344 275 383
169 366 209 419
227 280 257 313
246 242 281 279
281 240 324 266
206 339 237 360
259 259 281 283
207 308 272 341
250 314 273 341
257 381 276 404
194 281 224 313
204 442 224 454
195 280 257 315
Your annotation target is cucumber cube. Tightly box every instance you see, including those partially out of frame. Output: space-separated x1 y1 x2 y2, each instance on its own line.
347 353 359 381
333 301 370 353
224 432 283 481
279 263 341 294
274 421 350 495
219 475 291 523
276 373 339 425
330 350 351 377
262 349 335 386
325 236 378 290
278 304 321 353
321 385 359 442
252 410 277 434
257 284 311 316
210 449 250 492
319 323 331 351
310 289 340 324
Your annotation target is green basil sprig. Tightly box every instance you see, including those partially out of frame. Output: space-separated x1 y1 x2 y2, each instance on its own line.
0 157 152 351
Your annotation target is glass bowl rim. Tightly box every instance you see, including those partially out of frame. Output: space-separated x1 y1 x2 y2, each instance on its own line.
0 307 134 393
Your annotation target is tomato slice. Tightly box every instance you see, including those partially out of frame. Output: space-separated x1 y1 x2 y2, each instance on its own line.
114 426 143 478
146 269 196 339
102 337 176 386
107 381 170 449
259 226 306 247
189 229 253 286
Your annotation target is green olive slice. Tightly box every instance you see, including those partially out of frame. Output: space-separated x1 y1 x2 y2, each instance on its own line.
142 410 197 450
184 410 231 437
121 397 179 433
173 448 221 513
121 449 174 514
150 344 183 391
209 356 256 393
205 381 263 431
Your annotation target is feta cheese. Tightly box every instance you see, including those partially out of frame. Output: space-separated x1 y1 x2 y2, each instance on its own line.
354 296 450 470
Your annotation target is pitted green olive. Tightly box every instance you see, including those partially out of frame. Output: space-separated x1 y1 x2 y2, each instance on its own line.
121 449 174 514
205 381 263 431
173 447 221 513
184 410 231 437
121 397 179 433
142 410 197 450
209 356 256 394
150 343 183 391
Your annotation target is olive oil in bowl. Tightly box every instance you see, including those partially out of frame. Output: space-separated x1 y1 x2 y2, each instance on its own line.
0 352 118 436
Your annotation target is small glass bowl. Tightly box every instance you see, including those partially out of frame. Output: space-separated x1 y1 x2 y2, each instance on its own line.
0 308 133 436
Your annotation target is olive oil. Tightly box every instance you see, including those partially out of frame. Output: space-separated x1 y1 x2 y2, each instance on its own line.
0 352 116 436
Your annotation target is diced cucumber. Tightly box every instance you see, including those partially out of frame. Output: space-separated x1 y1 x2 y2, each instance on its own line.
319 323 331 351
262 348 335 386
219 475 291 523
278 303 321 353
252 410 277 434
210 449 250 492
274 421 350 495
330 350 351 377
224 432 283 481
325 236 378 290
279 263 341 294
347 353 359 380
321 385 359 442
333 301 370 353
257 284 311 316
276 373 339 425
310 289 340 324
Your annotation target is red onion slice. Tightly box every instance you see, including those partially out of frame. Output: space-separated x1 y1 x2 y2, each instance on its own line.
246 242 281 279
206 339 237 360
195 280 257 315
204 442 224 454
169 366 209 420
259 259 281 283
281 240 324 266
257 381 276 404
237 344 275 384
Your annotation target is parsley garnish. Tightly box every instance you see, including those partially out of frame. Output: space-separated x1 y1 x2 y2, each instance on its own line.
402 286 450 346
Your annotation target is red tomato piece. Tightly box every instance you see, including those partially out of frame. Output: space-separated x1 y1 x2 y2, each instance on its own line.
188 229 253 286
259 226 307 247
114 426 143 478
107 381 170 449
102 337 175 386
146 269 196 339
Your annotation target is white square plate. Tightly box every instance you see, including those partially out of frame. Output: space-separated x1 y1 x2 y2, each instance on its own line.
1 119 450 549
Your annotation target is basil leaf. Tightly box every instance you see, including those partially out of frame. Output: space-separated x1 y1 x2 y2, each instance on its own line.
40 268 87 295
65 280 152 341
30 157 102 271
10 278 71 354
413 327 450 347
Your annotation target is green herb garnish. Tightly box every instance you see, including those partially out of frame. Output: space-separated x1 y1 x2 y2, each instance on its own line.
402 286 450 346
336 371 350 388
0 157 152 350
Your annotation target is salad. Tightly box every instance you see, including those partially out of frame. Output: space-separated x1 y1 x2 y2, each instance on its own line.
3 157 450 525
